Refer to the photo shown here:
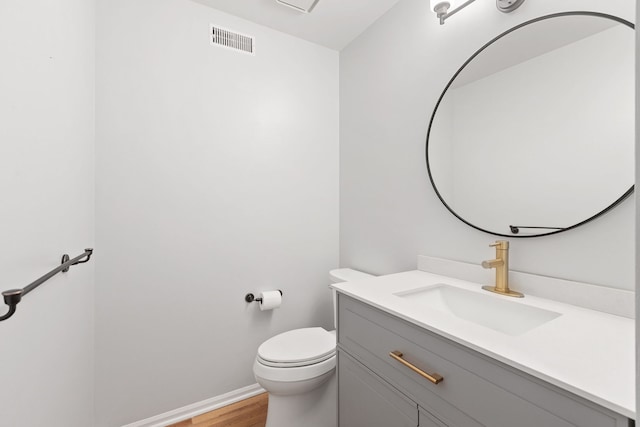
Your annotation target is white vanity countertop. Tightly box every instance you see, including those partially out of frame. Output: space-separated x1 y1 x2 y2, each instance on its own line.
332 270 635 419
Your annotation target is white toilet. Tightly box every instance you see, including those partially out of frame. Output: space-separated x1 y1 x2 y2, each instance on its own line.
253 268 373 427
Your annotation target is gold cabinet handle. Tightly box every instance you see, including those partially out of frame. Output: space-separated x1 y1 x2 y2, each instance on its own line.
389 350 444 385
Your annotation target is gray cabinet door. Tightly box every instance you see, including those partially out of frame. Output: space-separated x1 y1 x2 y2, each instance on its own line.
419 409 449 427
338 350 419 427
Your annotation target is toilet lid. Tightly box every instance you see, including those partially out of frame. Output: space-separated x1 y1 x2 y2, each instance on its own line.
257 327 336 367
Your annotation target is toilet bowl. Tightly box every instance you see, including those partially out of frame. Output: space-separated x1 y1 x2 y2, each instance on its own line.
253 269 373 427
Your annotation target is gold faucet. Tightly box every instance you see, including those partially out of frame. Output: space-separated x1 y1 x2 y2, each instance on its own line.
481 240 523 298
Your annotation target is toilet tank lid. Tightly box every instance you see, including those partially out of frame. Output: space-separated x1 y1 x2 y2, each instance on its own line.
329 268 374 283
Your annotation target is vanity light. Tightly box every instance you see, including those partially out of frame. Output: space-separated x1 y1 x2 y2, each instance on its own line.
431 0 525 25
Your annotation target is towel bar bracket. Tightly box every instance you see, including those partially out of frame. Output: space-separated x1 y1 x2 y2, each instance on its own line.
61 254 70 272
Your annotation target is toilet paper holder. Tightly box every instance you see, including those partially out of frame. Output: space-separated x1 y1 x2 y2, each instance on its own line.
245 290 283 303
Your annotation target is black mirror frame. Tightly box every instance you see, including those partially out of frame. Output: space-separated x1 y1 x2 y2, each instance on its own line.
425 11 635 238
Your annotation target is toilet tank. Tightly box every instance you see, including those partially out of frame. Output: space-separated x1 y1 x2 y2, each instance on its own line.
329 268 374 329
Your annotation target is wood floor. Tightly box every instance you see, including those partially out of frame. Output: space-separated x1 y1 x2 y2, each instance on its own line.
168 393 268 427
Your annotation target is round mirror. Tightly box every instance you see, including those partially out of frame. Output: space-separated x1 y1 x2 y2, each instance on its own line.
426 12 634 237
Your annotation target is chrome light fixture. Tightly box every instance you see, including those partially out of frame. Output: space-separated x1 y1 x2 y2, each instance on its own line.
431 0 525 25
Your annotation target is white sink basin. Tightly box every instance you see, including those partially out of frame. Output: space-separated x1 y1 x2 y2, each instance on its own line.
394 284 561 336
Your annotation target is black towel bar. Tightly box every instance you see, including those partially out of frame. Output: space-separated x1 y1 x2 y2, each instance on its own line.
0 248 94 322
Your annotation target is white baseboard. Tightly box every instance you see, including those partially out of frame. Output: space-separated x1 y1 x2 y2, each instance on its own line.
121 383 266 427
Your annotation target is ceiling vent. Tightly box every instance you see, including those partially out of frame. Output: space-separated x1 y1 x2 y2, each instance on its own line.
211 25 255 55
276 0 320 13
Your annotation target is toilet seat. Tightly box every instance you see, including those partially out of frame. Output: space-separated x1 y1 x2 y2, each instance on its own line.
257 351 335 368
257 327 336 368
254 353 336 383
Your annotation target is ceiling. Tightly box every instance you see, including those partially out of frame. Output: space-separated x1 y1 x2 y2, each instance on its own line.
190 0 401 50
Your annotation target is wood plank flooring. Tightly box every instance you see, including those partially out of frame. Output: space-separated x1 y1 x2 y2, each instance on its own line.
168 393 268 427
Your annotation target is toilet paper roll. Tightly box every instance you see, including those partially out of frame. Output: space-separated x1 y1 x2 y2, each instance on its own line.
259 290 282 311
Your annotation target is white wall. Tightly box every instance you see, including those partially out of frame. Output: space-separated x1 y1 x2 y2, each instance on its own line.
95 0 339 425
0 0 95 426
340 0 635 290
635 0 639 418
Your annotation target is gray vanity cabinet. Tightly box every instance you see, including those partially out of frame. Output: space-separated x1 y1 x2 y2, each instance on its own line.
339 348 452 427
337 293 632 427
338 350 419 427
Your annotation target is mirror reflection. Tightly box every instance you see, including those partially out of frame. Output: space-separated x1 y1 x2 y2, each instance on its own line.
427 13 634 237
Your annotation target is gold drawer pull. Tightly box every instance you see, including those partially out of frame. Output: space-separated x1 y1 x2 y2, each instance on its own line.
389 350 444 385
